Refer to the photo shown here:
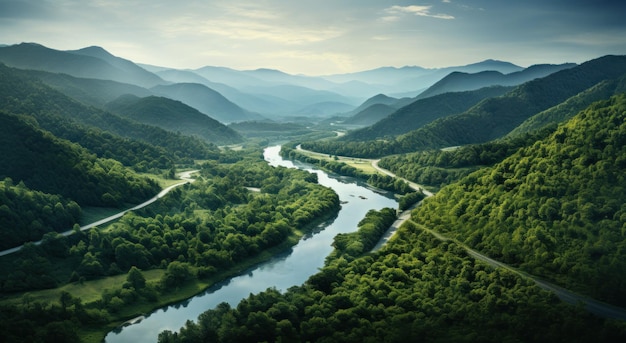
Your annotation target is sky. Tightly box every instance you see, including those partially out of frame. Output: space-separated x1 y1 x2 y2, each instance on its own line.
1 0 625 75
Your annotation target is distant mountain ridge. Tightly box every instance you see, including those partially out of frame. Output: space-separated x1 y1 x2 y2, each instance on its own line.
151 83 262 123
416 63 576 99
0 43 165 88
342 86 512 141
301 54 626 158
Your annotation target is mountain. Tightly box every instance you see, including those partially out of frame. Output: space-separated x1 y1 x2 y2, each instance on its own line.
345 94 402 115
416 63 576 100
151 83 262 123
67 46 166 87
293 101 355 117
18 68 152 107
508 74 626 136
106 95 243 144
309 55 626 158
0 111 160 208
342 86 512 141
395 55 626 149
413 93 626 306
155 68 298 116
0 63 218 166
0 43 165 88
340 103 397 126
322 59 523 95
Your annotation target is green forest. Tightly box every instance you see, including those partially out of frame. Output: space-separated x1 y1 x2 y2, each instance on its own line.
0 152 340 341
2 46 626 343
412 94 626 306
158 214 626 343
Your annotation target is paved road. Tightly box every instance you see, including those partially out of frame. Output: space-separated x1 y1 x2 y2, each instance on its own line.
0 171 198 257
290 145 626 321
412 221 626 321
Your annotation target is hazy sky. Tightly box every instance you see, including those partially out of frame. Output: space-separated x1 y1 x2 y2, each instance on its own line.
1 0 625 74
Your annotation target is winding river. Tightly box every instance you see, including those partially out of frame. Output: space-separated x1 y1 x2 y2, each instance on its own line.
105 145 398 342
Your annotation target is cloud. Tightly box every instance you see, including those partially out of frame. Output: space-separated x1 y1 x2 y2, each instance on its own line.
385 4 454 20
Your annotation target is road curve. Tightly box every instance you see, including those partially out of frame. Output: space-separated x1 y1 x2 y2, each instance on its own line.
0 170 198 257
412 221 626 321
293 145 626 321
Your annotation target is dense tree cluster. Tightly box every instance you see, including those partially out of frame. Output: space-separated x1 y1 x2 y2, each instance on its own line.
0 155 339 293
0 178 80 250
0 112 160 207
378 129 553 188
413 94 626 306
159 221 625 343
325 208 397 262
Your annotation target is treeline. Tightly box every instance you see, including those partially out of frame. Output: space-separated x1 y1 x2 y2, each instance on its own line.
158 221 624 343
0 178 80 250
413 94 626 306
0 150 342 341
377 128 553 188
325 208 397 262
0 154 339 292
0 112 160 207
281 146 412 194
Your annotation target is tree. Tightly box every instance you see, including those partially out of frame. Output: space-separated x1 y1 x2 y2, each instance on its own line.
127 266 146 290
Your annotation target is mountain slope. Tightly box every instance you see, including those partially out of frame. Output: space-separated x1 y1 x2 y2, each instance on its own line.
0 111 160 208
67 46 166 87
414 93 626 305
0 43 164 88
342 85 512 141
399 55 626 149
508 74 626 136
341 103 397 126
416 63 575 100
20 68 152 107
106 95 243 144
156 68 299 117
151 83 261 123
0 63 218 166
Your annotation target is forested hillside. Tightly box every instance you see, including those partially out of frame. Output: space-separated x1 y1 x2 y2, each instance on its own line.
0 152 340 341
0 177 80 250
0 112 160 250
0 64 219 167
303 55 626 158
508 74 626 136
160 213 624 343
0 112 159 207
0 43 165 88
106 95 243 144
413 94 626 306
341 85 511 142
377 128 553 189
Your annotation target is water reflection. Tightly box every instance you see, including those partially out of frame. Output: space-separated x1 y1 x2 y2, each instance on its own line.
105 145 397 343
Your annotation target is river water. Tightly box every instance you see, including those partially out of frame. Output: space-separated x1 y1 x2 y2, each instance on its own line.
105 145 398 342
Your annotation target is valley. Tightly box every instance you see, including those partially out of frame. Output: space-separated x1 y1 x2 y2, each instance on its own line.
0 42 625 343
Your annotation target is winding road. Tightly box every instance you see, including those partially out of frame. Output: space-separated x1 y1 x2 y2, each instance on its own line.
0 170 198 257
295 144 626 321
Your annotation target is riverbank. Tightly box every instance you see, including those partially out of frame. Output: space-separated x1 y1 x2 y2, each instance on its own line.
78 205 340 343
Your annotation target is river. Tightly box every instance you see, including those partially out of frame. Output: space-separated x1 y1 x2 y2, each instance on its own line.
105 145 398 342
